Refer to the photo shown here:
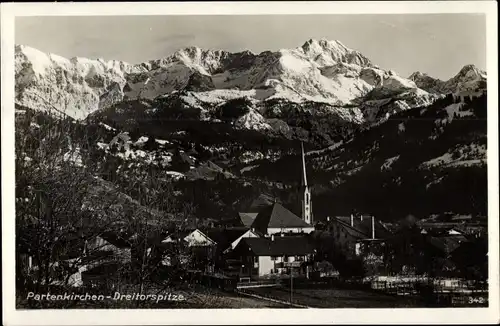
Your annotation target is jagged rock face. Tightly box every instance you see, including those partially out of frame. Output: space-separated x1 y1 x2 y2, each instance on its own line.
15 39 484 126
408 72 445 94
184 72 216 92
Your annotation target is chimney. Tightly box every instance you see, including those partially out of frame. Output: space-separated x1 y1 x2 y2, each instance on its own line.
271 234 275 241
350 214 354 227
371 216 375 240
327 216 330 222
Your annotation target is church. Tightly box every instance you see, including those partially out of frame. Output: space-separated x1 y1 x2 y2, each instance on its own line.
238 142 315 235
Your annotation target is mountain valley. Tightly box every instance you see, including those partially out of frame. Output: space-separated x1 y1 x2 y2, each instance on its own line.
14 39 488 224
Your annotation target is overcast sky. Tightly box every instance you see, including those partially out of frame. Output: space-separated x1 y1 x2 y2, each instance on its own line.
15 14 486 80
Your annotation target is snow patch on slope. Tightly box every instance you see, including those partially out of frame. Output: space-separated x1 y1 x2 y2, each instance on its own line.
444 103 474 122
234 109 272 131
421 143 486 168
381 155 400 171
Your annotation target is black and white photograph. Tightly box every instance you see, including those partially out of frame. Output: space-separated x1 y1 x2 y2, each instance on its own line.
1 1 499 325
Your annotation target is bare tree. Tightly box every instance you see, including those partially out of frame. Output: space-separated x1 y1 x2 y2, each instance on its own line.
15 109 132 302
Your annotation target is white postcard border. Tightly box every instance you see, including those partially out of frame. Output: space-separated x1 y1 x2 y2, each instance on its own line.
1 1 498 325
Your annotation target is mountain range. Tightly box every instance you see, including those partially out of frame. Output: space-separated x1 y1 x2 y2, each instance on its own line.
14 39 488 223
15 39 485 122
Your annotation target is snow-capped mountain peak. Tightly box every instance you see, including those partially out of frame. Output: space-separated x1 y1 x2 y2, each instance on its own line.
301 38 348 54
408 71 428 80
299 38 372 67
15 39 483 122
440 64 487 95
455 64 486 81
409 64 486 95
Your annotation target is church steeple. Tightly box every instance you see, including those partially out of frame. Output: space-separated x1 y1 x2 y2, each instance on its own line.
301 142 308 187
301 142 312 225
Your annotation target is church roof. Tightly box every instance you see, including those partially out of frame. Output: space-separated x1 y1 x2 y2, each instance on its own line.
238 212 258 227
251 202 311 232
239 193 277 213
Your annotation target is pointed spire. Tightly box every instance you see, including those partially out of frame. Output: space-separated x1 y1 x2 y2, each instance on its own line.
301 141 308 187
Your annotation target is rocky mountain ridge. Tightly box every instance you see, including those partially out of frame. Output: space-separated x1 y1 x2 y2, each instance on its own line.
16 39 448 124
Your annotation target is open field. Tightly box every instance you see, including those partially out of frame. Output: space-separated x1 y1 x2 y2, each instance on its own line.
241 286 425 308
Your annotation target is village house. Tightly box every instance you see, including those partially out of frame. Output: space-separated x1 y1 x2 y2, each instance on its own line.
232 234 315 280
83 232 133 267
180 227 260 273
309 214 392 277
323 214 392 259
79 232 134 288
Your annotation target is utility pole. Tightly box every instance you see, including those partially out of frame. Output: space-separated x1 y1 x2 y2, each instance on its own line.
290 265 293 304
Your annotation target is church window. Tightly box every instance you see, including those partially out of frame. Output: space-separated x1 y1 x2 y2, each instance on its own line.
305 193 309 202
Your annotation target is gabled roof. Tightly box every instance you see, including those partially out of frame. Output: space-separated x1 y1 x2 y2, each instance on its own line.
162 230 192 242
184 229 216 246
238 212 258 227
238 236 315 256
251 202 311 232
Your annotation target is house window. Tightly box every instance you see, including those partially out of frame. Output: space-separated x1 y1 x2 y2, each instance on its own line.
253 256 258 264
271 256 277 261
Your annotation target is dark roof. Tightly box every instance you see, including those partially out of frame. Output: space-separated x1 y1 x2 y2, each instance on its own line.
99 231 133 248
239 236 315 256
203 227 249 250
238 212 258 227
251 202 311 232
338 223 368 240
332 216 392 239
426 235 468 254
